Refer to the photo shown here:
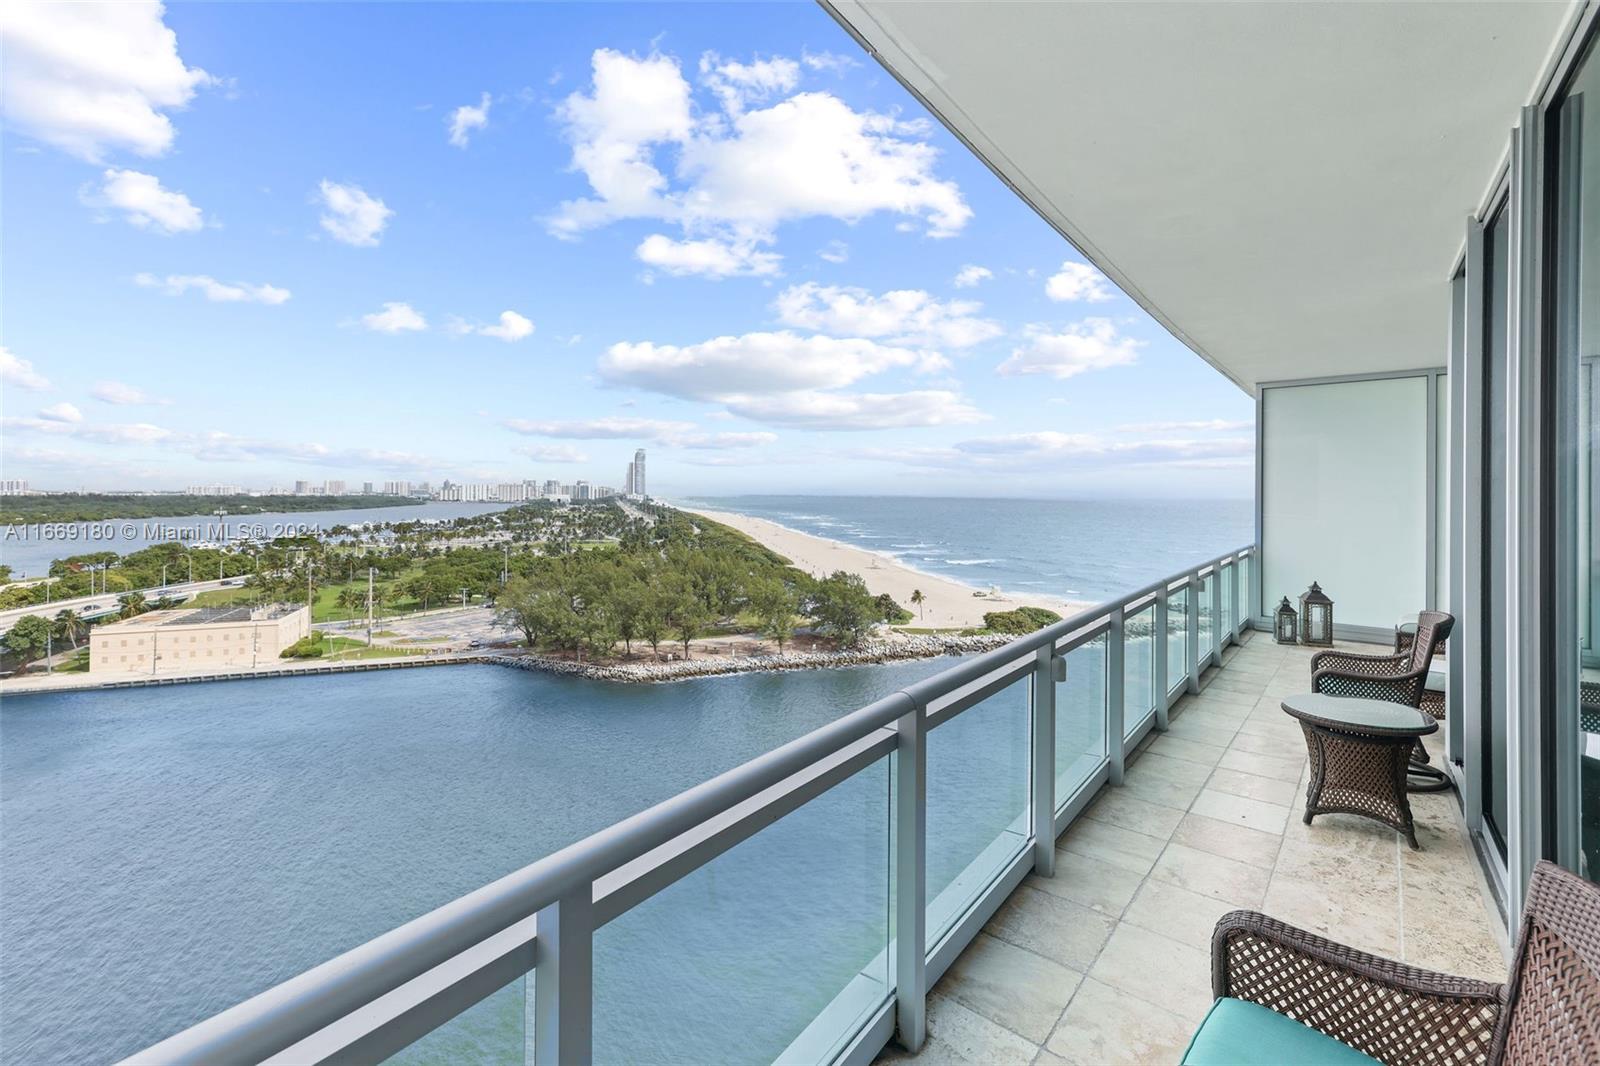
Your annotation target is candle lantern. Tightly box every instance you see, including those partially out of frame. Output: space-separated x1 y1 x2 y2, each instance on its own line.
1299 582 1334 646
1273 596 1299 645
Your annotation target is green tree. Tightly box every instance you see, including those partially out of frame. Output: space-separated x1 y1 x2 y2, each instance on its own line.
671 595 711 660
910 589 925 620
5 614 52 666
638 588 670 659
808 571 878 648
118 591 147 619
53 609 87 649
749 578 797 652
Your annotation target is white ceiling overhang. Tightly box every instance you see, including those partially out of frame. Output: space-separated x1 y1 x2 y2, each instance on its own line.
824 1 1580 393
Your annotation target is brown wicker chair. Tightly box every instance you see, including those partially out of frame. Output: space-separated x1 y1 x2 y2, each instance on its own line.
1194 860 1599 1065
1312 610 1454 788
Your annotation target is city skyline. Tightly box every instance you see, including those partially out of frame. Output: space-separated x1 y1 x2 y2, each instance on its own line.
1 3 1254 499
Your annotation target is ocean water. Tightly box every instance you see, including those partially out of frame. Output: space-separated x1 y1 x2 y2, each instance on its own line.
0 655 1113 1064
680 496 1254 603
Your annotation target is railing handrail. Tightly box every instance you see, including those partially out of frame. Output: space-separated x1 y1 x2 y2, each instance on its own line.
126 543 1255 1065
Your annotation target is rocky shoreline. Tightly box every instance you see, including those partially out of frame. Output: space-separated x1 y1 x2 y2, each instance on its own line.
486 632 1020 683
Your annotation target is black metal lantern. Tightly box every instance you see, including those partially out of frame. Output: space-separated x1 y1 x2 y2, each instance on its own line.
1273 596 1299 645
1299 581 1334 646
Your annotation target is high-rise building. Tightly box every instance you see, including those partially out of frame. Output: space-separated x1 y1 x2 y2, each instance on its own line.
543 480 561 497
382 480 411 496
293 480 311 495
0 480 29 495
633 448 646 497
325 480 346 496
624 461 636 495
362 482 374 494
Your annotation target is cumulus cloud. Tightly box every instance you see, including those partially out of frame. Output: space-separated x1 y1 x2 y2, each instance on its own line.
87 168 203 233
503 416 697 440
548 48 970 254
699 52 800 114
818 240 849 264
92 380 170 405
316 180 392 246
134 272 290 304
37 402 83 424
1045 261 1115 303
997 319 1142 379
858 431 1254 472
953 264 992 288
600 331 940 400
3 416 175 444
478 310 535 341
774 283 1002 349
727 390 982 430
0 348 51 391
1116 419 1252 433
0 0 212 161
447 91 491 147
361 302 427 333
636 234 780 278
502 417 776 450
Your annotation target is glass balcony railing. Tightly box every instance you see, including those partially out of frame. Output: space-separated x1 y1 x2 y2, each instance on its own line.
127 545 1257 1066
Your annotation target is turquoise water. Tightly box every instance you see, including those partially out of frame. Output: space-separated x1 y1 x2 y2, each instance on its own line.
1 654 1112 1064
680 496 1253 603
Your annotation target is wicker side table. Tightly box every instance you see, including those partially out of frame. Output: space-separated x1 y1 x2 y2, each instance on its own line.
1281 693 1439 849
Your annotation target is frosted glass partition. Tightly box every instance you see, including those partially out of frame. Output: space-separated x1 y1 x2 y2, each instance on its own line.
1262 376 1430 630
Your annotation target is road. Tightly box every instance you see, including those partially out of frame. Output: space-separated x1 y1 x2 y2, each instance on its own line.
0 577 242 634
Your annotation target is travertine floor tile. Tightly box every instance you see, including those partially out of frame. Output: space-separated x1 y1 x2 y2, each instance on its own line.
1170 811 1282 870
1043 979 1194 1066
1056 818 1166 876
1026 852 1145 916
1144 734 1227 767
987 885 1115 971
937 933 1083 1045
1206 766 1299 807
1087 923 1214 1020
1085 789 1186 839
1191 787 1291 835
879 992 1039 1065
1122 877 1245 950
1150 842 1270 906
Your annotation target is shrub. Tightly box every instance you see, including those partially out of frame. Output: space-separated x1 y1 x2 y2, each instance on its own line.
280 634 328 659
874 593 913 625
981 606 1063 635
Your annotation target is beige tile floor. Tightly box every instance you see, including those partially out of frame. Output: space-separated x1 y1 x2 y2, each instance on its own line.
881 631 1509 1066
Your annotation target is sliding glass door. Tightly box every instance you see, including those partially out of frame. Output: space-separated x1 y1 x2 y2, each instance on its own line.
1482 199 1512 859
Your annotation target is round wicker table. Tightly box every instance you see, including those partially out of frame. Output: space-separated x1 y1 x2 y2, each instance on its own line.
1281 693 1439 849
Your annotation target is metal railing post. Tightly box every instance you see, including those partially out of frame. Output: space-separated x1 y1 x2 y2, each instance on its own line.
1231 556 1244 639
1209 567 1224 667
893 705 927 1052
1185 572 1201 694
1153 586 1170 730
1031 644 1058 875
1107 605 1126 784
533 890 593 1066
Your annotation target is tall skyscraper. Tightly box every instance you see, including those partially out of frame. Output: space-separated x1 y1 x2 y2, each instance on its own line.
624 461 636 495
633 448 646 497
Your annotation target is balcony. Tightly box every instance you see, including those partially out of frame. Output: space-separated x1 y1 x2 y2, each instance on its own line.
882 634 1505 1065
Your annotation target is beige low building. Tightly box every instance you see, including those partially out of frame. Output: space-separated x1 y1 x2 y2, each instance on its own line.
90 604 311 674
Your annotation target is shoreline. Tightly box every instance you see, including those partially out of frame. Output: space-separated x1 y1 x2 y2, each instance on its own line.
686 506 1090 629
0 634 1020 695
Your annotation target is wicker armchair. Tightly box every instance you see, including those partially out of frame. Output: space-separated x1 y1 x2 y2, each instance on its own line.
1310 610 1453 710
1196 860 1599 1065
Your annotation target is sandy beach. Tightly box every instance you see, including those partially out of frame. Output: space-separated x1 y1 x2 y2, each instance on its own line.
689 508 1089 630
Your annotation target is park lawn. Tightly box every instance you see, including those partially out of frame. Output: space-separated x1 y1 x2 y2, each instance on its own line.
54 649 91 673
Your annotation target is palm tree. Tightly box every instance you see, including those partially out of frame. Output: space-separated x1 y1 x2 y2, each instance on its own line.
118 591 147 619
910 589 925 621
53 609 86 649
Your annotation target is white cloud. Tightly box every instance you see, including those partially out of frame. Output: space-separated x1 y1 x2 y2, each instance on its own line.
699 52 800 114
601 331 938 399
316 180 392 246
727 390 983 430
37 402 83 424
1116 419 1252 433
856 431 1253 472
447 91 491 148
997 319 1142 379
636 234 780 278
477 310 535 342
503 416 697 440
503 417 776 450
515 443 588 463
818 240 849 264
134 272 290 304
0 0 212 161
953 264 992 288
88 168 203 234
549 49 970 248
361 301 427 333
801 51 857 75
92 380 169 405
1045 261 1114 303
774 283 1002 349
3 416 175 444
0 348 51 391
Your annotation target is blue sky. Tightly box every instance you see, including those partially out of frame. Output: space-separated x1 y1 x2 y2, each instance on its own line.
0 1 1254 499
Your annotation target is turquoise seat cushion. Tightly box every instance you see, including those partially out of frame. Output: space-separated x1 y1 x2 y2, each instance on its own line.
1182 997 1381 1065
